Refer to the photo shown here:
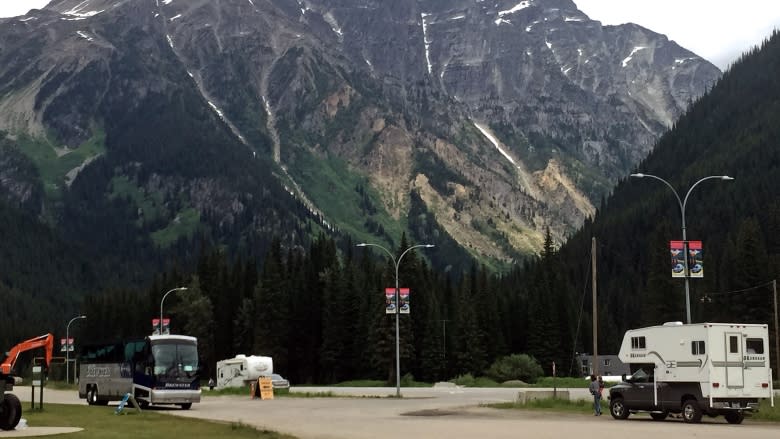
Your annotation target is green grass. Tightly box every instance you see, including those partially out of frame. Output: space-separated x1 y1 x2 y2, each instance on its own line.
331 380 387 387
289 151 403 246
109 175 167 224
752 399 780 422
150 207 200 248
17 129 106 200
530 377 592 388
22 403 294 438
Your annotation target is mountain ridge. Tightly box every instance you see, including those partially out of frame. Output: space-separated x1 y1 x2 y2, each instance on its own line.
0 0 720 269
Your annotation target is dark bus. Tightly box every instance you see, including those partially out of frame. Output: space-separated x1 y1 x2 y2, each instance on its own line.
77 335 200 409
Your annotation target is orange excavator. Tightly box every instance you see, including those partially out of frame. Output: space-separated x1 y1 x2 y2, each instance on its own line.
0 333 54 430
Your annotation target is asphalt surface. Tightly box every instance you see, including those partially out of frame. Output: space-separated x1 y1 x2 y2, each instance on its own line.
6 386 780 439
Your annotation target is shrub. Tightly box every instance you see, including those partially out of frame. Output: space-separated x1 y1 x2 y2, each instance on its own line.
485 354 544 383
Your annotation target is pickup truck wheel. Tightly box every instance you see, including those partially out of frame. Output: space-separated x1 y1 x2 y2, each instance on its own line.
610 397 630 419
650 411 668 421
681 400 702 423
0 394 21 430
178 403 192 410
724 411 744 424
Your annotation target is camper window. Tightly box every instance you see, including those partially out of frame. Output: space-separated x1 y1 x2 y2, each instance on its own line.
729 336 739 353
746 338 764 354
691 340 705 355
631 336 646 349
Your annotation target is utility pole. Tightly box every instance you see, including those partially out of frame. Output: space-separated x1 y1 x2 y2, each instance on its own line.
592 237 599 376
437 319 450 360
774 279 779 380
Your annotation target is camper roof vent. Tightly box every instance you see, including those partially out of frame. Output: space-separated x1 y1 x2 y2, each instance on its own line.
236 354 247 359
663 321 684 326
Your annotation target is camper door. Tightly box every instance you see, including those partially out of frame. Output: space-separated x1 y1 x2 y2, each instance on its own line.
724 332 744 388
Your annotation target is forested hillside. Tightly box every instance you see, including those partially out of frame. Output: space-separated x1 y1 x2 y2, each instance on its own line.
508 30 780 372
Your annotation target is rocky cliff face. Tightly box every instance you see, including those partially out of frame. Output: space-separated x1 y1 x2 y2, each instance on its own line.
0 0 720 265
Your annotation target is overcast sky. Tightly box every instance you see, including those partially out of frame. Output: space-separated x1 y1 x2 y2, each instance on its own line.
1 0 778 70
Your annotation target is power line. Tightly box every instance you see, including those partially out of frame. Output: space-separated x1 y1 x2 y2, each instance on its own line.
702 279 775 297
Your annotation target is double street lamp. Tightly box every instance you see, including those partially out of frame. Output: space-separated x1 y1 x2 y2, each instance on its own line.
357 242 435 397
66 315 86 384
630 173 734 323
160 287 188 335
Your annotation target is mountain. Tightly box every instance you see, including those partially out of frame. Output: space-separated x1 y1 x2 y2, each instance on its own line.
0 0 720 274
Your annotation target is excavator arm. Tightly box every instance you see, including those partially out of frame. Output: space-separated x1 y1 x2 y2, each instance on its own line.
1 334 54 375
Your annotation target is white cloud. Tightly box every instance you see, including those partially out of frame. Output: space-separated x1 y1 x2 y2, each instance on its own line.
0 0 50 18
574 0 780 70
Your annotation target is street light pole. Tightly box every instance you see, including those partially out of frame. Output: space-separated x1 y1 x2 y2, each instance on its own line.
160 287 188 335
630 173 733 323
66 315 86 384
357 242 434 397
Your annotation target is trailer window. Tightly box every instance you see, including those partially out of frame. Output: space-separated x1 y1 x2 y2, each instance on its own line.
691 340 705 355
746 338 764 354
729 336 739 353
631 336 646 349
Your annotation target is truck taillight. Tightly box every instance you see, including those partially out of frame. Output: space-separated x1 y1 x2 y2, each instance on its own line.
761 383 768 388
712 382 720 388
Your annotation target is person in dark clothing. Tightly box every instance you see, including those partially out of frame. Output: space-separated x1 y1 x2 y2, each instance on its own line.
589 374 602 416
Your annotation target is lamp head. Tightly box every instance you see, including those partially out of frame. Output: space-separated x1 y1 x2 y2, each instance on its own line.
356 243 367 247
424 244 435 248
80 315 87 319
721 176 734 181
630 173 644 178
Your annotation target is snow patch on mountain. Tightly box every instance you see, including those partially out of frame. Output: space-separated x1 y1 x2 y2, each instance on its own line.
622 46 647 67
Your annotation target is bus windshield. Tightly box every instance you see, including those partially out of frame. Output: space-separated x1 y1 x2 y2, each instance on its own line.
152 341 198 377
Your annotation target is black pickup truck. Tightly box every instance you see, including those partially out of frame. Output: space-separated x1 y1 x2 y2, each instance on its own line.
608 364 747 424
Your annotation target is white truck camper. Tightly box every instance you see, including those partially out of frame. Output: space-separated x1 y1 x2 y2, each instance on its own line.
216 354 273 389
608 322 774 424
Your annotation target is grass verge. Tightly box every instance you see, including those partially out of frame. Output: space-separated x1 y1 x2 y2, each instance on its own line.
23 403 294 438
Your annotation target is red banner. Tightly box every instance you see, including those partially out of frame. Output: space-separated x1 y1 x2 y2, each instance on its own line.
384 288 410 314
152 318 171 335
670 240 703 278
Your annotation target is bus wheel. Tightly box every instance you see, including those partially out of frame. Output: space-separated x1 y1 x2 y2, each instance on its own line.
178 403 192 410
87 388 98 406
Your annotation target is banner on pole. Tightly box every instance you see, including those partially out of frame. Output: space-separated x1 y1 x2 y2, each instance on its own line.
670 241 686 278
385 288 411 314
399 288 410 314
687 241 703 278
385 288 396 314
60 338 74 352
152 318 171 335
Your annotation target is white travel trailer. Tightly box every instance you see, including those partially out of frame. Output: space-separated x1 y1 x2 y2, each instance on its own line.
216 354 273 389
608 322 774 424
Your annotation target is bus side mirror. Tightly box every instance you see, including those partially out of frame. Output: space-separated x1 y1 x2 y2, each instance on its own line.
621 374 627 382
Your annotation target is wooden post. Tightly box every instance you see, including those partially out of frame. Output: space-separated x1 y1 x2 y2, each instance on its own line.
592 237 599 376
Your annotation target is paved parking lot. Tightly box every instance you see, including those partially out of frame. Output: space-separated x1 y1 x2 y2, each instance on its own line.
11 386 780 439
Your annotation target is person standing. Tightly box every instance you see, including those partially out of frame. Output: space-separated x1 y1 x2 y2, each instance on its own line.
589 374 602 416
